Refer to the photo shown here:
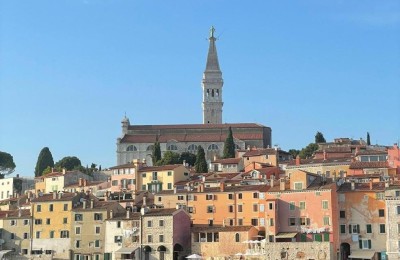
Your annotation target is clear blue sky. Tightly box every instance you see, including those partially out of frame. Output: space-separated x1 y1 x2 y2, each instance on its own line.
1 0 399 177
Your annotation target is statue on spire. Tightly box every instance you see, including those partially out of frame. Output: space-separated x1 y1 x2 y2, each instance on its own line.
210 26 215 38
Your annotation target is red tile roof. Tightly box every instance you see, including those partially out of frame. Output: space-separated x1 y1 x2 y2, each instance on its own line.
191 225 254 232
121 133 264 143
356 150 387 155
349 161 389 169
31 192 78 202
212 158 242 164
128 123 266 130
287 157 352 166
242 149 277 157
337 182 386 192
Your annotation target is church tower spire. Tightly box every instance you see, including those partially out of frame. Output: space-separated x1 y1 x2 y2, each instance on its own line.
202 26 224 124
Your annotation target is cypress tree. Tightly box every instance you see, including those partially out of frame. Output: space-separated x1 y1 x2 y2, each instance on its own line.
367 132 371 145
223 127 235 158
152 139 161 165
315 131 326 143
195 146 208 173
35 147 54 177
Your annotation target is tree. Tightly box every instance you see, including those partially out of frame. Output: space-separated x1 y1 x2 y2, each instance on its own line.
223 127 235 158
0 151 16 178
288 149 300 159
195 146 208 173
157 151 180 166
152 140 161 165
299 143 319 159
315 131 326 143
179 152 197 166
55 156 82 171
35 147 54 177
367 132 371 145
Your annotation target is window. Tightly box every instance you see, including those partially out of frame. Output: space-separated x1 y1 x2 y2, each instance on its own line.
379 209 385 217
206 194 214 200
235 233 240 242
94 213 103 220
94 240 100 248
49 230 54 238
208 144 219 151
253 204 258 212
75 214 83 221
147 220 152 227
23 219 29 225
207 206 215 213
349 224 360 234
168 183 172 189
75 227 81 235
340 225 346 234
22 249 28 255
300 217 310 226
49 204 54 212
10 233 15 239
366 224 372 233
142 185 146 190
238 193 243 199
46 218 51 225
238 219 243 226
23 232 29 239
35 219 42 225
359 239 372 249
323 216 330 226
126 145 137 151
228 194 233 200
95 226 101 234
294 182 303 190
288 218 296 226
340 210 346 218
380 224 386 233
289 202 295 210
251 218 258 226
167 144 178 151
299 201 306 210
114 236 122 243
64 204 68 211
322 200 329 209
76 240 81 248
159 220 164 227
314 234 322 242
228 205 234 213
112 180 118 186
188 144 198 152
148 235 153 243
60 230 69 238
268 202 273 210
238 205 243 212
324 233 330 241
397 206 400 215
10 220 16 226
159 235 164 242
37 205 41 212
63 218 68 224
208 219 213 226
35 231 41 239
253 192 259 198
259 204 265 212
269 218 274 226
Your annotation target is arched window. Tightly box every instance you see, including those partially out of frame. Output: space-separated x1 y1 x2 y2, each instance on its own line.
167 144 178 151
211 89 214 97
126 145 137 152
188 144 198 152
208 144 219 151
235 144 241 150
147 145 154 151
235 233 240 242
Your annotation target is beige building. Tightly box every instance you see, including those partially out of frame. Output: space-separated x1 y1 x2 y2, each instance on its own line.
384 183 400 259
34 169 92 193
285 157 351 178
0 176 34 201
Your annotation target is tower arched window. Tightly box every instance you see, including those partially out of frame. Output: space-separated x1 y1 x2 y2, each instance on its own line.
167 144 178 151
235 233 240 242
188 144 198 153
126 145 137 152
211 89 214 97
146 145 154 151
216 89 219 96
208 144 219 151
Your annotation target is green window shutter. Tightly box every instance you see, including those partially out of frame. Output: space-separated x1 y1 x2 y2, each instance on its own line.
324 233 329 241
349 225 351 233
301 234 307 242
366 224 372 233
368 240 372 249
314 234 322 242
359 240 362 249
357 224 360 233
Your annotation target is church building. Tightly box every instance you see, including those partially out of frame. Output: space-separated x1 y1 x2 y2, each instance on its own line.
116 27 272 166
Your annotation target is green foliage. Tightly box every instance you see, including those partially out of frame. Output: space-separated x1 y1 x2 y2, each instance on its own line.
288 149 300 159
13 178 23 194
42 166 53 175
195 146 208 173
367 132 371 145
35 147 54 177
315 131 326 143
55 156 82 171
179 152 197 166
0 151 16 178
157 151 180 166
152 141 162 165
299 143 319 159
223 127 235 158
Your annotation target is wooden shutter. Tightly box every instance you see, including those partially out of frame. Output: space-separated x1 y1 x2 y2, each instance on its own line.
359 240 362 249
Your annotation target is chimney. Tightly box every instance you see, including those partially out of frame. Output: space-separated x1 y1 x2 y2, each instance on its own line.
270 175 275 187
213 155 217 162
62 168 66 175
247 145 251 151
183 160 186 166
351 181 355 191
53 192 57 199
58 192 62 199
143 196 147 207
385 180 390 188
110 210 113 219
355 146 360 155
199 183 205 193
126 209 130 219
105 191 109 201
369 179 373 190
174 187 177 194
83 200 86 209
84 179 88 187
279 178 285 191
220 182 225 192
27 191 32 199
295 155 300 166
323 150 327 160
90 199 94 209
142 159 146 165
79 178 83 187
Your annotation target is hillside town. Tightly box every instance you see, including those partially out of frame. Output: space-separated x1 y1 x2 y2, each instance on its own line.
1 27 399 260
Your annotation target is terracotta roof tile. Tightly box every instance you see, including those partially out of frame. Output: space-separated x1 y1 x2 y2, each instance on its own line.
212 158 242 164
287 157 352 166
128 123 267 130
31 192 78 203
191 225 254 232
349 161 389 169
337 182 386 192
243 149 277 157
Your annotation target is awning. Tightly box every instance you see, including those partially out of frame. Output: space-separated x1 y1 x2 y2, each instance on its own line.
115 247 139 254
0 250 13 259
348 250 375 259
275 232 297 238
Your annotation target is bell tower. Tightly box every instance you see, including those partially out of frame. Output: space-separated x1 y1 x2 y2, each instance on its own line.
202 26 223 124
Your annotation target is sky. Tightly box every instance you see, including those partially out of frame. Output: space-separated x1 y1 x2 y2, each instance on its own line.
1 0 399 177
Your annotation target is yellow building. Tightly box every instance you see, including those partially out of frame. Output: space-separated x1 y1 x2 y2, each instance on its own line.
34 169 91 193
138 165 190 193
30 192 84 259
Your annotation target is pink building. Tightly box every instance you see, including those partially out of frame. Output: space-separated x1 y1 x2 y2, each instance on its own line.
388 143 400 174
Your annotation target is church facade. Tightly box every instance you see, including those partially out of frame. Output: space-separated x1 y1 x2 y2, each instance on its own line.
116 27 272 166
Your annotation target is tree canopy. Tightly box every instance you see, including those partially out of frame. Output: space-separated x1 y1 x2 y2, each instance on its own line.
35 147 54 177
157 151 180 166
367 132 371 145
299 143 319 159
0 151 16 178
223 127 235 158
179 152 196 166
195 146 208 173
288 149 300 159
315 131 326 143
54 156 82 171
152 140 162 165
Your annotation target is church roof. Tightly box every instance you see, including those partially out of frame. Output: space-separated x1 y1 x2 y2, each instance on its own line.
128 123 266 130
205 26 220 72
